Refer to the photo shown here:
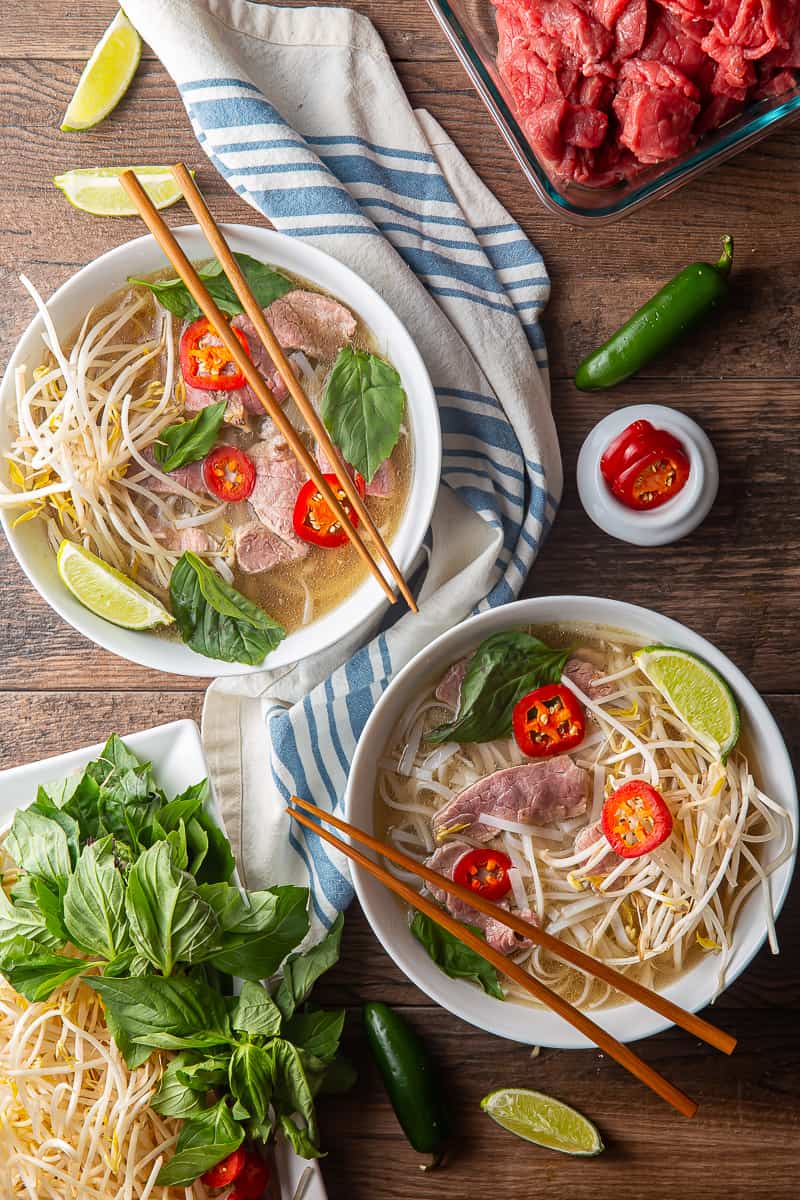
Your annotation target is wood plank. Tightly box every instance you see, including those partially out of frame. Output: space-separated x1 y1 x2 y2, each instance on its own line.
0 58 799 380
318 1006 800 1200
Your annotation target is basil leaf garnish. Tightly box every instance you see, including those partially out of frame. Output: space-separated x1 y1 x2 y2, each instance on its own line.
153 401 226 473
63 836 129 960
129 253 293 321
321 347 405 483
410 912 504 1000
156 1099 245 1187
125 841 221 975
170 552 286 666
427 631 571 744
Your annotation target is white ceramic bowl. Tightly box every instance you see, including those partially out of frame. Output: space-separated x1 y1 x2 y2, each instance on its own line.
0 225 440 677
346 596 797 1048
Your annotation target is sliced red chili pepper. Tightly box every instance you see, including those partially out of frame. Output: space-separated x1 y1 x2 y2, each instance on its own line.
601 780 673 858
292 471 365 549
453 848 513 901
229 1153 271 1200
202 1147 246 1188
611 439 690 510
202 444 256 502
600 419 655 485
180 317 250 391
512 683 586 758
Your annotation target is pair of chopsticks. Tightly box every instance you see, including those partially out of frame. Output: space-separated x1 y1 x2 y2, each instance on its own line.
288 795 739 1119
118 165 416 613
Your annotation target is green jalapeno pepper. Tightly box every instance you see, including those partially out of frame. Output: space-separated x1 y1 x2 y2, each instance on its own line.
575 236 733 391
363 1001 450 1169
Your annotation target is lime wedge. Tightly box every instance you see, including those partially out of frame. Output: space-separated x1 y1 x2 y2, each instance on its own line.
634 645 740 759
57 540 173 630
481 1088 603 1156
61 11 142 132
54 167 189 216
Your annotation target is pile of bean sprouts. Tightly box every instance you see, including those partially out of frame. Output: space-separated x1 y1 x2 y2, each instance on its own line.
0 974 205 1200
377 630 795 1009
0 276 229 595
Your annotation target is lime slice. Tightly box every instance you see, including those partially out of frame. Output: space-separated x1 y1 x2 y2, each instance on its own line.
57 540 173 631
61 11 142 132
54 167 189 216
634 645 740 759
481 1088 603 1156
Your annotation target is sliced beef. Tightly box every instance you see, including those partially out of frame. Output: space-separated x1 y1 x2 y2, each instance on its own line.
264 291 357 362
235 521 301 574
184 380 248 427
573 819 627 875
613 58 701 163
424 841 540 956
435 657 469 710
144 514 213 555
432 757 588 843
247 436 309 562
564 656 613 699
139 446 206 496
230 311 290 411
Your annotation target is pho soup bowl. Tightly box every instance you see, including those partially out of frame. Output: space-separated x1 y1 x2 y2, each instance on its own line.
0 225 440 677
346 595 797 1048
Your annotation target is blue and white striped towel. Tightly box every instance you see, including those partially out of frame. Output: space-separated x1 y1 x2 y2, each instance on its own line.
124 0 561 930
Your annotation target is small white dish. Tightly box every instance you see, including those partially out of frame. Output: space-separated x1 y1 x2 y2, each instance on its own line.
576 404 718 546
345 595 797 1049
0 225 441 677
0 719 328 1200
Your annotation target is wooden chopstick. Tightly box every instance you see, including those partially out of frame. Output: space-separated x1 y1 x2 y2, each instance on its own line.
170 163 419 615
289 795 736 1057
287 800 698 1119
118 169 399 608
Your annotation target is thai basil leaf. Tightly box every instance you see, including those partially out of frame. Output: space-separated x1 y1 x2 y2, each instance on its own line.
229 1042 273 1123
427 632 572 744
8 875 39 910
0 936 98 1002
0 884 62 952
125 842 221 975
186 819 209 877
231 980 283 1039
6 809 73 887
156 781 208 833
193 805 236 885
274 911 343 1020
150 1052 207 1119
130 253 293 322
170 551 286 666
30 878 69 946
63 836 129 960
156 1099 245 1187
410 912 504 1000
279 1113 325 1160
321 347 405 483
29 794 81 865
272 1038 319 1142
204 884 309 981
153 402 226 473
58 772 103 841
177 1054 230 1090
284 1009 344 1066
85 975 232 1066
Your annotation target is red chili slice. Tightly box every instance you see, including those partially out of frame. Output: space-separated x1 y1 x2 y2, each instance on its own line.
229 1153 271 1200
512 684 586 758
180 317 250 391
453 848 513 901
611 440 690 510
601 780 673 858
600 419 656 485
202 1147 246 1188
202 444 256 502
292 472 365 549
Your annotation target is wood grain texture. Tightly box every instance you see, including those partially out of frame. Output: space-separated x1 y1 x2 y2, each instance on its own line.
0 1 798 1196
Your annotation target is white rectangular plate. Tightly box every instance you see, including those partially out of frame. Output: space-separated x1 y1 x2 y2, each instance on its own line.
0 718 328 1200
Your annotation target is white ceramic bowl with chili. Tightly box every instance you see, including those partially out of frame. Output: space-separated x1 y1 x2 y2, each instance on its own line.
345 595 797 1049
0 225 440 676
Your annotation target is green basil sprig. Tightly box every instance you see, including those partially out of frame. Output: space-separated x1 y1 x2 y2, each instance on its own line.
321 347 405 483
170 552 286 666
129 253 293 321
153 402 226 474
410 912 504 1000
427 631 572 745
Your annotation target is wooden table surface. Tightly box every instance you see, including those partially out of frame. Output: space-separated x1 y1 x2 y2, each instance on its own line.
1 3 798 1197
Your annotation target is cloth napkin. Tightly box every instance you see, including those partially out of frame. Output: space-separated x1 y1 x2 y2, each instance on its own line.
123 0 561 930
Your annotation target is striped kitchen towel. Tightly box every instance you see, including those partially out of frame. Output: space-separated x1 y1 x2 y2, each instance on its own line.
123 0 561 929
